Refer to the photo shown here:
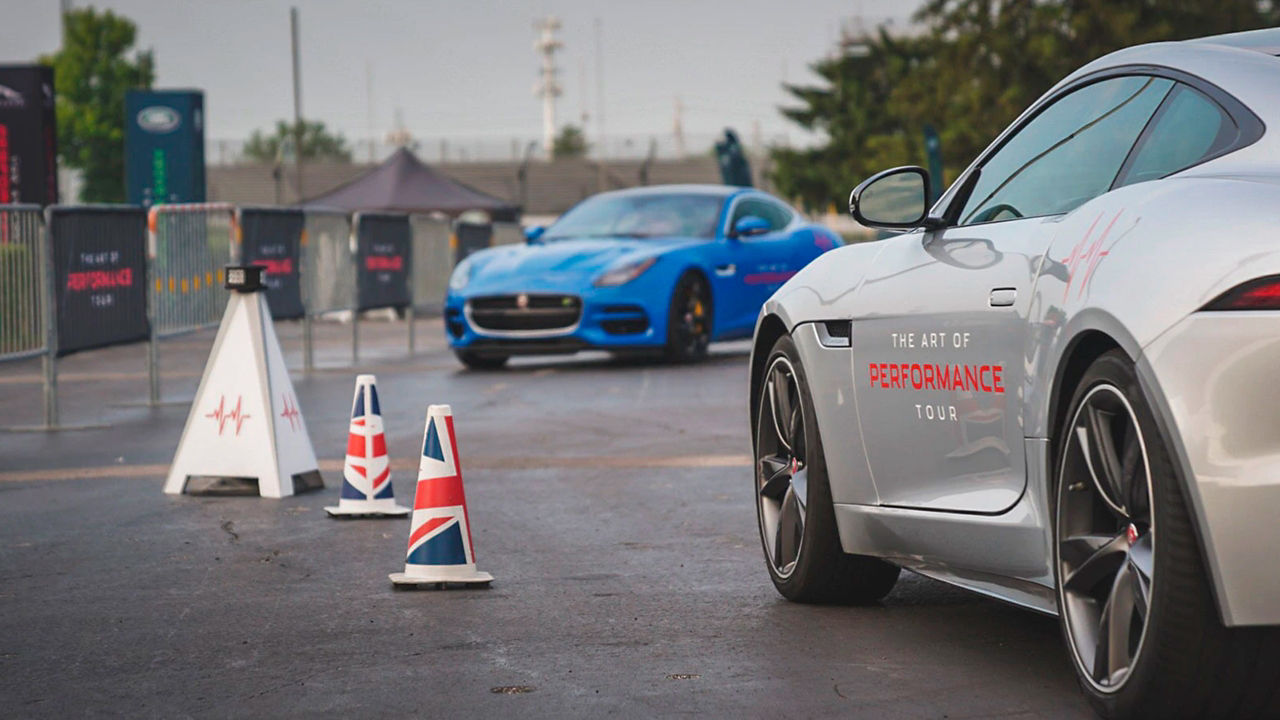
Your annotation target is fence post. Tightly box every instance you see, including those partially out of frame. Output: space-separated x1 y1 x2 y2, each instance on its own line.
146 206 160 405
302 221 313 373
407 304 415 355
41 205 58 428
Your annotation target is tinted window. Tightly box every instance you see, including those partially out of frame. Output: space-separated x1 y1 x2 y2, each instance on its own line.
731 198 793 233
544 192 724 239
1116 85 1237 187
960 76 1173 225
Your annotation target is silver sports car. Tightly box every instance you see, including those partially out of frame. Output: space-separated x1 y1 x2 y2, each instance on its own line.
749 28 1280 719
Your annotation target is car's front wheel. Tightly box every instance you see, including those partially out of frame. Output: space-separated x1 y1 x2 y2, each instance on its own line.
755 334 900 603
664 272 711 363
1055 350 1280 718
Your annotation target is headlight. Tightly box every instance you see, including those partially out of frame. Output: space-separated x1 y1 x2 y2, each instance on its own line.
593 257 657 287
449 257 475 291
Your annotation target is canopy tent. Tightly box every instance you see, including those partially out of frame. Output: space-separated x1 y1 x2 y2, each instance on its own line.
302 148 519 221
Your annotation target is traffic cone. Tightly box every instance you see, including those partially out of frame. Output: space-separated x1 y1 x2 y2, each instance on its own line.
390 404 493 588
325 375 409 518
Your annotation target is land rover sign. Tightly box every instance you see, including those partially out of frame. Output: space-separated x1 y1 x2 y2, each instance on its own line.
125 90 205 205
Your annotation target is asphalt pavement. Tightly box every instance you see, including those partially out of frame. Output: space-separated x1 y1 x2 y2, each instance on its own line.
0 316 1094 718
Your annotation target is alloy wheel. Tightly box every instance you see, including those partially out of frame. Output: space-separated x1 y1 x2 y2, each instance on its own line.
1057 383 1155 692
756 355 808 578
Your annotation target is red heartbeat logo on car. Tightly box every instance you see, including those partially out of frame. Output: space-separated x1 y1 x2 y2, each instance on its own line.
1062 211 1122 299
280 393 301 432
205 395 251 436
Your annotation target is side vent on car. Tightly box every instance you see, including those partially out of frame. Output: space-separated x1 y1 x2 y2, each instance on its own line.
815 320 852 348
1202 275 1280 311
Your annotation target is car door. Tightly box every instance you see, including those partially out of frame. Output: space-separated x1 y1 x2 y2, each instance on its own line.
851 74 1174 514
713 196 799 335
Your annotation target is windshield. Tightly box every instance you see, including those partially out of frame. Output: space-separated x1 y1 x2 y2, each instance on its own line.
543 193 725 240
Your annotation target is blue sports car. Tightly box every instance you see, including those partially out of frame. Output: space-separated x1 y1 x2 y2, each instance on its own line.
444 184 842 368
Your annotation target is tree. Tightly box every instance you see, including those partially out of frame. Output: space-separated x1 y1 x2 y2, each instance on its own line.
771 0 1280 211
39 7 154 203
243 120 352 163
552 124 589 158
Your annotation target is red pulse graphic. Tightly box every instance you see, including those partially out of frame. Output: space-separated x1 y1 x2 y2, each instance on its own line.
280 393 301 432
205 395 251 436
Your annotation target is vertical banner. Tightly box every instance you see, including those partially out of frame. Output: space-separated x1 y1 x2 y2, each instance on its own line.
125 90 206 206
50 206 149 355
454 221 492 264
356 213 410 310
0 65 58 205
239 207 304 319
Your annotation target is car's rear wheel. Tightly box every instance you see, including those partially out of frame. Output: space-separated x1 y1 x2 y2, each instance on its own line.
664 272 711 363
454 350 508 370
755 334 899 603
1055 350 1280 718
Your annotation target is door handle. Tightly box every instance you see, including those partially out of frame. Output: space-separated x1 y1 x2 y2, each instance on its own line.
714 263 736 277
989 288 1016 307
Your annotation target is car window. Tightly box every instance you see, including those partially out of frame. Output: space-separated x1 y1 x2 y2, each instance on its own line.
543 192 724 239
731 198 793 233
959 75 1173 226
1115 85 1237 188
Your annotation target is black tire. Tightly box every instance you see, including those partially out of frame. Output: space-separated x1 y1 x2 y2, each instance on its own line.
754 334 900 604
664 272 711 363
1054 350 1280 719
454 351 509 370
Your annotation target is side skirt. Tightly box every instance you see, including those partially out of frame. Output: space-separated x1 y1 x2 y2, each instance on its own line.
832 438 1058 614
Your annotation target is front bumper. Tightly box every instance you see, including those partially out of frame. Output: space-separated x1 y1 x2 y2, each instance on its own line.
1143 312 1280 626
445 289 668 355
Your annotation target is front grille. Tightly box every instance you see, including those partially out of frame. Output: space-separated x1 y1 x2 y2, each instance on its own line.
468 294 582 332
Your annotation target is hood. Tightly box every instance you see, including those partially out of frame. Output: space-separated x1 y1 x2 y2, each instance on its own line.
462 236 702 292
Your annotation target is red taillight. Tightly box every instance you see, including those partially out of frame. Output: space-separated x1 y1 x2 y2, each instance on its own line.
1202 276 1280 311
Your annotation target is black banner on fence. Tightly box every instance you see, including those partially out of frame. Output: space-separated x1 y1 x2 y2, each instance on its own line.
0 65 59 206
50 206 148 356
454 221 492 264
356 213 410 311
239 208 304 319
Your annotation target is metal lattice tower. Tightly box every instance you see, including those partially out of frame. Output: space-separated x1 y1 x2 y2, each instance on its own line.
533 17 563 159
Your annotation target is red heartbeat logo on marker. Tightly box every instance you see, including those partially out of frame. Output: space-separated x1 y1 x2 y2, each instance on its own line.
205 395 251 436
280 393 301 432
1062 211 1122 300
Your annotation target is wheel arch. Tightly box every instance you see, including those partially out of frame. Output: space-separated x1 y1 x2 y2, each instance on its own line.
749 313 789 438
1044 324 1229 623
1046 330 1124 465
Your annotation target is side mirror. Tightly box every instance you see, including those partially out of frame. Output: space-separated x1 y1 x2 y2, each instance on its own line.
524 225 545 243
730 215 771 239
848 166 939 230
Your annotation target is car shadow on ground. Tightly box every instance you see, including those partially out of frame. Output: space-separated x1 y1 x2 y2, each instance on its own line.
453 344 753 376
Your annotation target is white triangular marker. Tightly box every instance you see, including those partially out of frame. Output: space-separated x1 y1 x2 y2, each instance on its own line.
164 290 322 498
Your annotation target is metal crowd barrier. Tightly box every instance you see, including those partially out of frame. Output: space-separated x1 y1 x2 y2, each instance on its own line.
1 203 506 430
301 208 356 370
0 205 49 364
491 221 525 247
0 205 54 428
410 214 453 315
146 203 237 404
352 212 413 361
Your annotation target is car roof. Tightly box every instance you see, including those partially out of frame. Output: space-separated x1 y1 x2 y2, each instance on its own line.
592 184 746 201
1191 27 1280 56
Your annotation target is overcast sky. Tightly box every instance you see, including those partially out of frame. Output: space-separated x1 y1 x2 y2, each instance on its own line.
1 0 921 151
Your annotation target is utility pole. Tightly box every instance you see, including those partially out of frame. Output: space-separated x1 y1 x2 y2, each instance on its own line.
290 7 304 201
594 17 606 187
673 96 686 158
533 17 563 160
365 60 376 162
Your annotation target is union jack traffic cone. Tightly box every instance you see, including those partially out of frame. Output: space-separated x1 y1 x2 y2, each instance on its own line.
325 375 409 518
390 404 493 588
